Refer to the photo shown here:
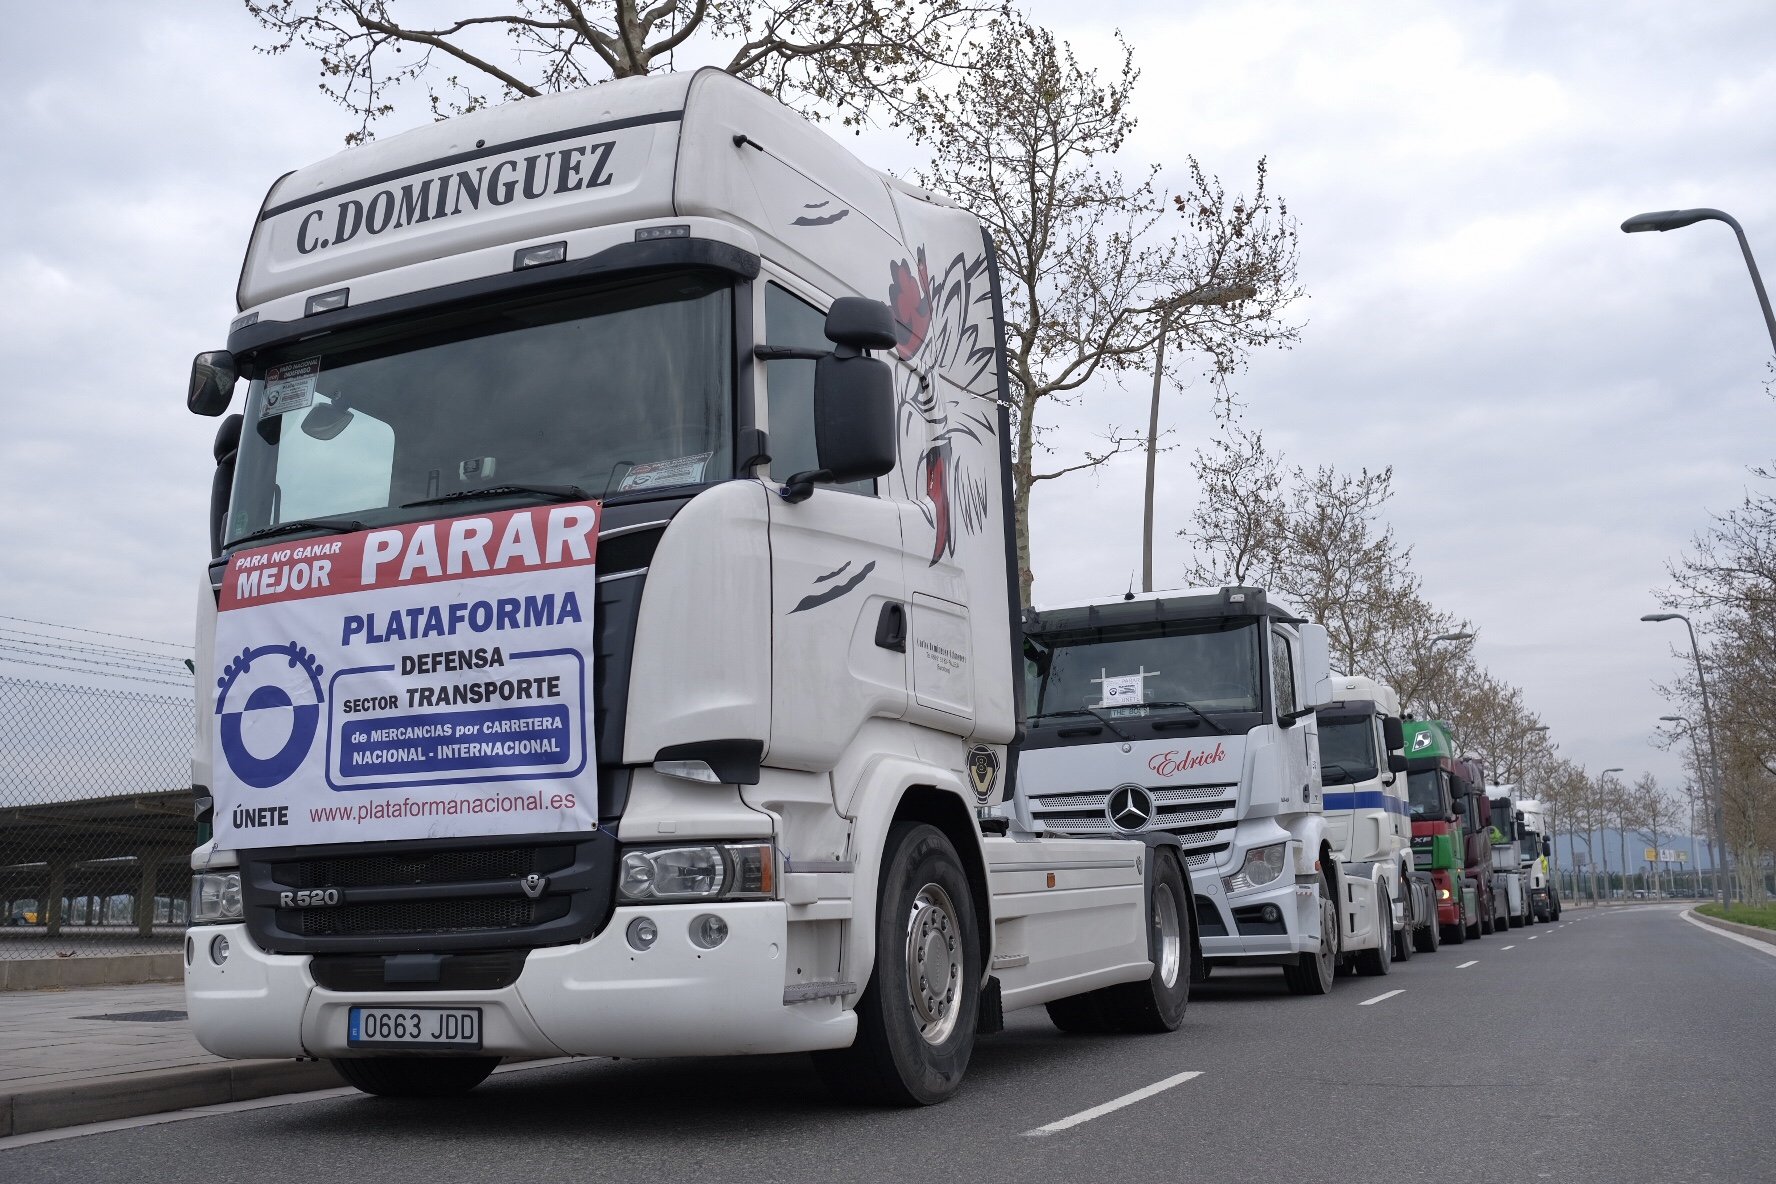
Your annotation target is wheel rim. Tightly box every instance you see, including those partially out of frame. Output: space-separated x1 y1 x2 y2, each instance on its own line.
1154 883 1183 988
904 882 963 1045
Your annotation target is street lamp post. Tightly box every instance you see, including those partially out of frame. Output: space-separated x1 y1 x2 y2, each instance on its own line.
1643 613 1732 906
1599 767 1624 903
1660 715 1714 899
1136 283 1256 593
1622 207 1776 357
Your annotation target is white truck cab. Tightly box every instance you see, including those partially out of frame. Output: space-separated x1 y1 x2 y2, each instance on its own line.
1316 675 1438 970
1016 588 1347 995
181 69 1192 1106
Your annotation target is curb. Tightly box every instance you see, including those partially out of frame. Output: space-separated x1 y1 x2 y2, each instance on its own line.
1687 909 1776 948
0 954 182 992
0 1059 343 1138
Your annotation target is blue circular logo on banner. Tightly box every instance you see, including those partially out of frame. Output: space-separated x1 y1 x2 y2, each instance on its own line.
215 642 325 789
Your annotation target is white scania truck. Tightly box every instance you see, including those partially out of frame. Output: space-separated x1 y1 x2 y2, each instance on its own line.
1487 785 1535 928
1515 796 1558 922
181 69 1194 1105
1315 675 1439 968
1017 589 1348 995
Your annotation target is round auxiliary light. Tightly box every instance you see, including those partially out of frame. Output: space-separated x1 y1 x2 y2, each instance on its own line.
1260 904 1282 924
209 934 231 965
626 916 658 952
689 914 729 949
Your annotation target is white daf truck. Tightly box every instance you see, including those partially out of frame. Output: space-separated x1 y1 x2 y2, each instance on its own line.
1017 589 1346 995
1316 674 1440 969
180 68 1193 1106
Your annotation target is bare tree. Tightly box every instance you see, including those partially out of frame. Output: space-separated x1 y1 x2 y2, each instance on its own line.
246 0 996 143
1627 774 1683 897
921 16 1300 605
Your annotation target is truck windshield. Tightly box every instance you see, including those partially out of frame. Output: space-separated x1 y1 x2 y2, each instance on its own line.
1317 717 1377 784
227 270 733 545
1407 770 1446 818
1025 619 1262 720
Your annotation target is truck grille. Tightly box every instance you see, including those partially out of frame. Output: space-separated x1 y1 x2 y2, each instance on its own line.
1029 784 1238 842
241 833 616 955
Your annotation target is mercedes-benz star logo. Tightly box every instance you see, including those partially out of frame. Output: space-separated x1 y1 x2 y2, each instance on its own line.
1106 784 1155 833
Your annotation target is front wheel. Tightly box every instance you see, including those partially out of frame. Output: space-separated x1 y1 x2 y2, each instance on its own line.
330 1056 500 1098
813 822 980 1106
1355 883 1393 976
1283 874 1337 996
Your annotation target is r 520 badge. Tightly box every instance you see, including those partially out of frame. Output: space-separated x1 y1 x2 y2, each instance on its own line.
278 888 341 908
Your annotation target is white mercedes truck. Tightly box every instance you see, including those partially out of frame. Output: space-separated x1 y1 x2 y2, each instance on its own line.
1017 589 1347 995
181 68 1194 1106
1316 674 1440 968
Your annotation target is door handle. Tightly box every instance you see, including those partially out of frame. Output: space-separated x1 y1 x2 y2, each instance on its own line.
875 601 906 652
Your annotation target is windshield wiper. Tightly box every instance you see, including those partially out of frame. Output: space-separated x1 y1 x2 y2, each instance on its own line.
402 483 589 509
1027 706 1132 741
231 517 366 547
1133 699 1230 735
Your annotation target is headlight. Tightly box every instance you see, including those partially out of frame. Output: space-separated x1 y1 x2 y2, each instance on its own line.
190 873 243 924
1222 843 1289 895
618 843 775 903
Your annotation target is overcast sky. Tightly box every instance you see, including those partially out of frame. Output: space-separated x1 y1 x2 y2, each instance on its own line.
4 1 1772 794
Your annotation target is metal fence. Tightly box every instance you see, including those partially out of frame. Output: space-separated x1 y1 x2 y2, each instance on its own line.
0 675 196 958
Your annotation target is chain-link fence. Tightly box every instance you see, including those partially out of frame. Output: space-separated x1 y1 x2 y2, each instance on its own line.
0 675 196 959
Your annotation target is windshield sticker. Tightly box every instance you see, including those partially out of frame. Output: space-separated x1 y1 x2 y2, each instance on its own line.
260 356 321 418
618 452 713 492
1093 668 1155 709
209 501 603 847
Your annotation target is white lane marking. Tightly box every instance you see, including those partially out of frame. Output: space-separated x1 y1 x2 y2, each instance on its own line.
1500 944 1515 950
1681 909 1776 958
1457 959 1478 968
1528 935 1538 940
1358 989 1404 1006
1023 1070 1204 1136
0 1057 580 1151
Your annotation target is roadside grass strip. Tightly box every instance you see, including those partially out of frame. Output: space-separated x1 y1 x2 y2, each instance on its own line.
1023 1070 1204 1136
1681 908 1776 958
1457 959 1478 968
1358 989 1403 1006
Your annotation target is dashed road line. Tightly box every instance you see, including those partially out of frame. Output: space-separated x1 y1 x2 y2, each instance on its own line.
1358 989 1404 1006
1457 959 1478 968
1500 944 1515 950
1023 1070 1204 1136
1528 935 1538 940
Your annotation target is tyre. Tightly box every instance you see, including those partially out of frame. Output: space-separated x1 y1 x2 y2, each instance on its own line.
330 1056 500 1098
1282 873 1337 996
813 822 980 1106
1355 883 1392 976
1047 851 1191 1034
1509 908 1525 929
1552 899 1563 920
1468 894 1485 940
1392 882 1414 963
1444 898 1467 945
1100 851 1191 1032
1414 905 1441 954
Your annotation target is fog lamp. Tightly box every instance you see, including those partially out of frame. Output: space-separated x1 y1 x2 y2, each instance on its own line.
209 934 231 965
626 916 659 951
689 914 729 949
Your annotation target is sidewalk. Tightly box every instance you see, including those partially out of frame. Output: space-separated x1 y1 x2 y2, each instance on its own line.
0 980 340 1137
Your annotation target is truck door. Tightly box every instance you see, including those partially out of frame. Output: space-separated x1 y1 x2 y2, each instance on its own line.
759 276 910 776
1270 625 1315 811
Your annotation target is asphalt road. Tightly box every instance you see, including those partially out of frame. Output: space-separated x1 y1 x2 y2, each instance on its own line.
7 905 1773 1183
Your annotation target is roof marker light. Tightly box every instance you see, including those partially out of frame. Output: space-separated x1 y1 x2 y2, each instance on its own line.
513 241 568 270
304 288 349 316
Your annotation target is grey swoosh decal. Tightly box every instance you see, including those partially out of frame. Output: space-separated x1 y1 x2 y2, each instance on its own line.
791 560 875 613
792 209 850 226
813 560 852 584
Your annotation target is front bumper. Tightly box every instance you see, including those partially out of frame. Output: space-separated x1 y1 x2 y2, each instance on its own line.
185 902 856 1060
1198 877 1319 961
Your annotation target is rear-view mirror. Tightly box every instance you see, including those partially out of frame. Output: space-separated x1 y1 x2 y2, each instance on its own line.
811 352 895 484
188 350 237 416
1383 716 1405 751
1387 753 1409 774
